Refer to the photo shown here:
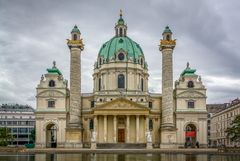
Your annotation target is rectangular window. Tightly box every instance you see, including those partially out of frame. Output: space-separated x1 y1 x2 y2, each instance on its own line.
187 101 195 108
89 119 94 130
19 128 28 133
12 128 18 133
91 101 95 108
149 102 152 108
48 100 55 108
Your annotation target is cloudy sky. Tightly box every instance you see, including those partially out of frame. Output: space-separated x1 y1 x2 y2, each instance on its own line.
0 0 240 108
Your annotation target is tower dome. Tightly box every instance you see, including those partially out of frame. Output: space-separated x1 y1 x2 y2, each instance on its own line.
93 11 149 99
97 37 144 63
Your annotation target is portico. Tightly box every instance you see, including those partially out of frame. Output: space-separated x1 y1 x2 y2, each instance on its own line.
92 98 150 144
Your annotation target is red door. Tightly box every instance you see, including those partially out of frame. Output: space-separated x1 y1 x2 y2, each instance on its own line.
118 129 125 143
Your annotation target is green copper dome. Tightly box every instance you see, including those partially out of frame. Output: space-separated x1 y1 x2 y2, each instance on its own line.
118 18 125 25
71 25 80 34
98 36 145 63
47 61 62 75
163 26 172 34
181 62 196 76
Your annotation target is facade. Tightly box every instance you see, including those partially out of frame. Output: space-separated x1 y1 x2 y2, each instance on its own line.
0 104 35 145
35 12 208 148
206 103 228 146
210 98 240 147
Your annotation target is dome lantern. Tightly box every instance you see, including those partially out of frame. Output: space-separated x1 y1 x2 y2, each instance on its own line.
115 10 127 37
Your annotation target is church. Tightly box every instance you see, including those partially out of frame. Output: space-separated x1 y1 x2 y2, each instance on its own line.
35 11 207 149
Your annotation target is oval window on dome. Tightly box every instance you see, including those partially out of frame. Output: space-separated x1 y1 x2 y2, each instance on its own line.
118 53 125 60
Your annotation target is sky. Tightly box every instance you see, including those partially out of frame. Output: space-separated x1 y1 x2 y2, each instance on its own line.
0 0 240 108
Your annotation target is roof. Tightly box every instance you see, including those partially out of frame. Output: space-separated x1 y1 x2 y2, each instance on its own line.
71 25 80 34
97 36 145 63
117 9 125 25
181 62 196 76
0 104 35 112
163 26 172 34
47 61 62 75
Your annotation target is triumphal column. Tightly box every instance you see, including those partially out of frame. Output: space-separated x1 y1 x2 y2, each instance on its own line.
159 26 177 148
65 25 84 148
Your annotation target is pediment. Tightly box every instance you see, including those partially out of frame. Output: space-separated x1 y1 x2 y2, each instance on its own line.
177 90 206 98
94 98 149 111
37 90 65 97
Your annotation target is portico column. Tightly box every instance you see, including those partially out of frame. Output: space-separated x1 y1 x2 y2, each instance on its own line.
104 115 107 142
126 115 130 142
113 115 117 143
136 115 139 142
145 116 149 132
94 116 98 141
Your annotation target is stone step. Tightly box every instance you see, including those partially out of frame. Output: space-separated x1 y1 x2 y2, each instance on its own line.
97 143 146 149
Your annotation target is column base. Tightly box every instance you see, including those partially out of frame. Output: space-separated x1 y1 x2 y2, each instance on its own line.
91 142 97 149
65 142 83 148
65 127 83 148
35 143 45 148
146 142 153 149
160 128 177 149
160 143 177 149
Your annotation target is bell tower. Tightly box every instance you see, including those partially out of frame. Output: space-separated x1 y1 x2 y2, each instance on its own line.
65 25 84 148
159 26 177 148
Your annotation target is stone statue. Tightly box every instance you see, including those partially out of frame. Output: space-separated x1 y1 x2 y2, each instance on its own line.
146 131 152 143
41 75 44 81
198 76 202 82
91 131 97 142
53 61 56 68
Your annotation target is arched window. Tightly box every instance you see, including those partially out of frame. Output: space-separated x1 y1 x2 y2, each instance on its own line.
98 78 101 91
140 58 144 65
149 119 153 131
49 80 55 87
141 78 144 91
118 74 125 88
166 34 170 41
118 53 124 60
187 81 194 88
89 119 94 130
73 34 77 40
119 28 123 36
99 58 102 65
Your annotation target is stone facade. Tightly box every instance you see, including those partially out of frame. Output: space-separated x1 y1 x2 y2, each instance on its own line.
175 64 208 147
210 98 240 147
35 13 207 149
35 66 68 148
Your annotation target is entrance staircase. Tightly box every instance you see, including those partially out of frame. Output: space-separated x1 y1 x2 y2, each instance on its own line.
97 143 146 149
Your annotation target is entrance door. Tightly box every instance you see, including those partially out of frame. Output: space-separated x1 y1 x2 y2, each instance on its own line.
46 124 57 148
118 129 125 143
185 124 197 148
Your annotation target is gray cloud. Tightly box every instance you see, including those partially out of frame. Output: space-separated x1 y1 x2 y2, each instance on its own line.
0 0 239 107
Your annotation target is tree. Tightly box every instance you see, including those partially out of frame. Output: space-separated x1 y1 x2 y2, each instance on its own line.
29 128 35 143
0 127 13 146
226 115 240 143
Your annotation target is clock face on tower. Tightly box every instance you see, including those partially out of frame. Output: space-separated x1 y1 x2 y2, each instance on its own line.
118 53 124 60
